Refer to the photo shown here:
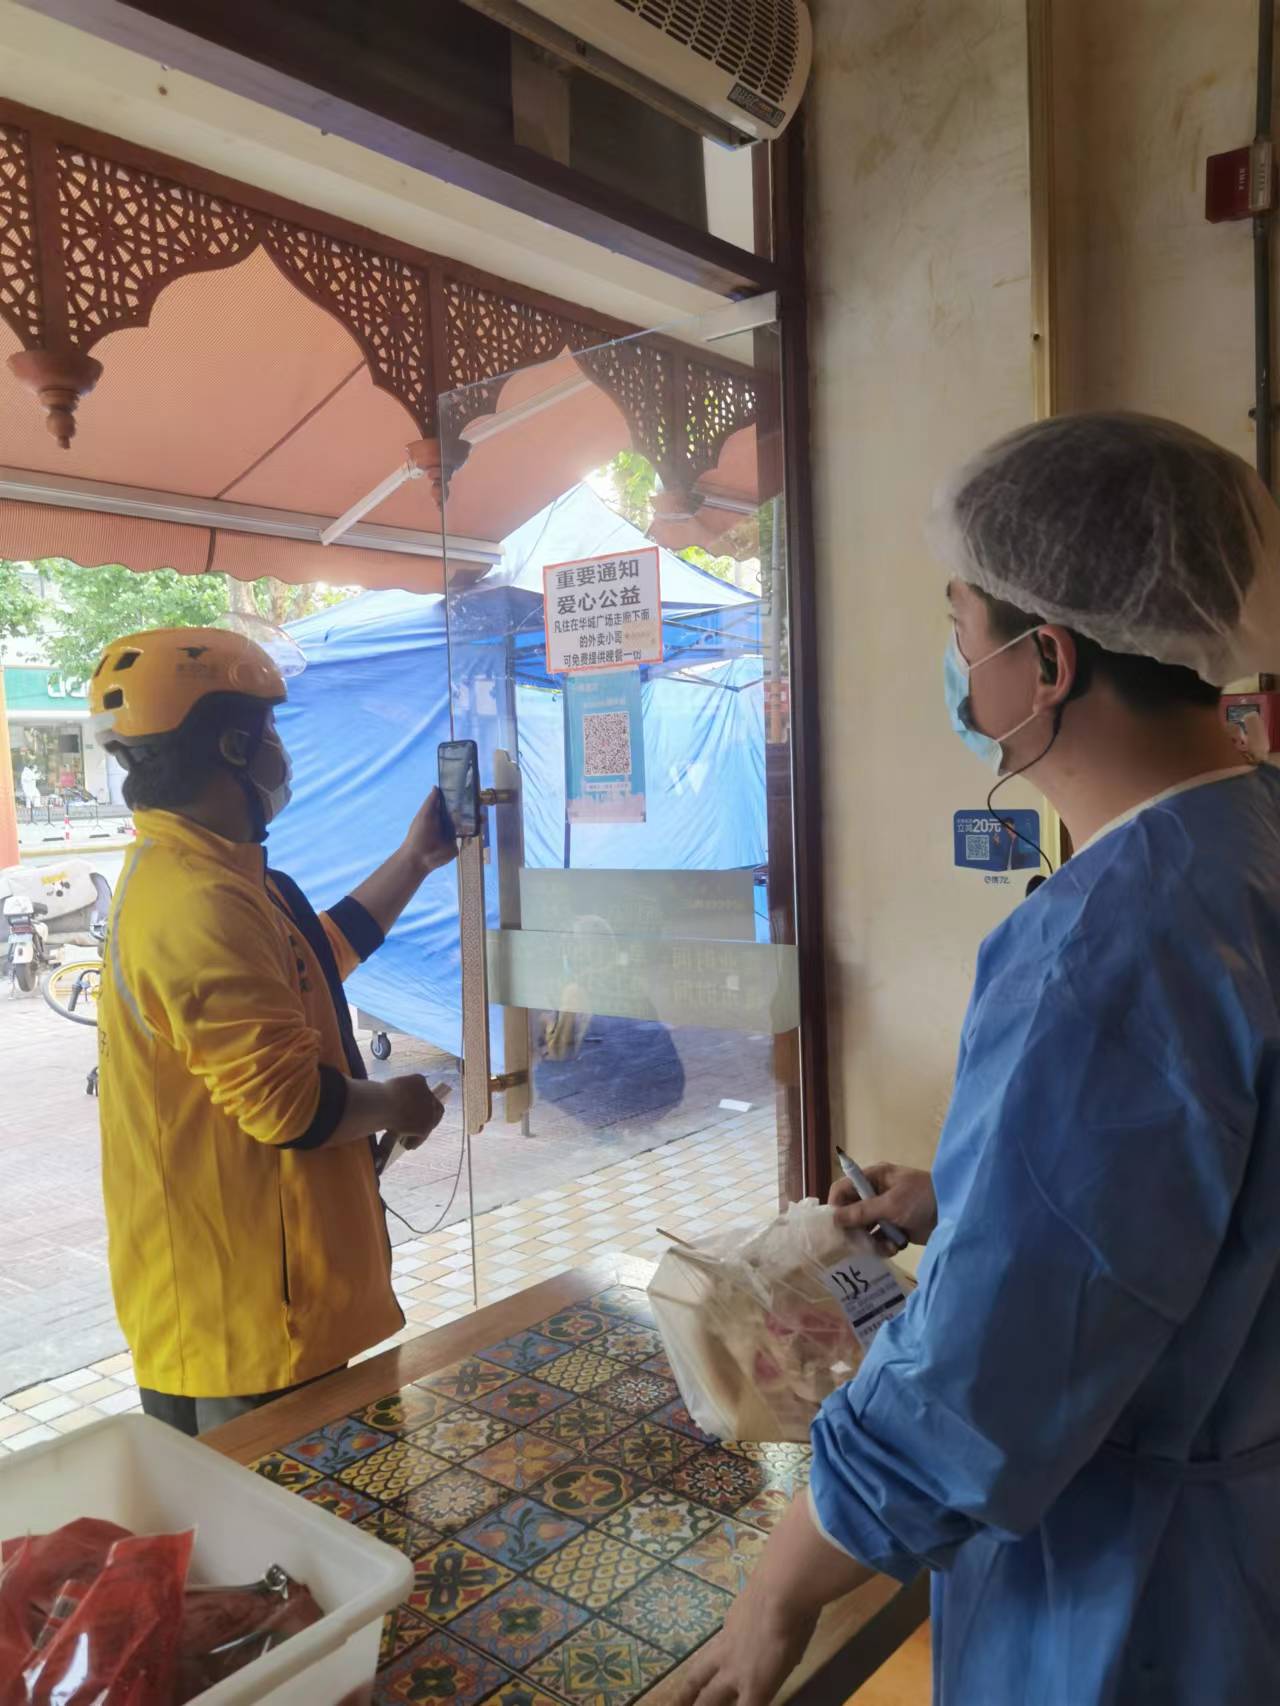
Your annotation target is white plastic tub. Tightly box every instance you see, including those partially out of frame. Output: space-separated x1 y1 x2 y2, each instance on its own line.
0 1413 412 1704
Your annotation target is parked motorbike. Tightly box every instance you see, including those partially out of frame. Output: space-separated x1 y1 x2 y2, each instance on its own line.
4 892 51 993
0 860 112 944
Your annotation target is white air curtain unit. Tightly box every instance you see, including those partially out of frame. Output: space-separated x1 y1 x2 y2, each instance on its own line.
462 0 813 146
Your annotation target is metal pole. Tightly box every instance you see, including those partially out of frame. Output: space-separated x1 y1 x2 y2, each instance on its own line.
0 668 19 867
1256 0 1276 488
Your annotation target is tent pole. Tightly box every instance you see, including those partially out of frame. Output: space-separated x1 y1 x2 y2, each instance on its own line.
0 668 18 868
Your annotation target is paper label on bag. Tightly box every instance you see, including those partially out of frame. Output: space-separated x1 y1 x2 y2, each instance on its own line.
820 1253 908 1349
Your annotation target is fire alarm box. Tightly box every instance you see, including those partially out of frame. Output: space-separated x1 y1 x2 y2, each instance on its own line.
1206 140 1277 222
1222 689 1280 752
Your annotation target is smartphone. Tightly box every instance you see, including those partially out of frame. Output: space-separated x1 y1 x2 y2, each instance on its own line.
437 739 481 840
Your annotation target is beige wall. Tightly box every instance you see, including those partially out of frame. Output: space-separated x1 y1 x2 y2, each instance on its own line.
1053 0 1260 456
806 0 1039 1169
805 0 1265 1169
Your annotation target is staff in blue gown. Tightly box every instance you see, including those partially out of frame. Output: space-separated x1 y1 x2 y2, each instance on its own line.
678 414 1280 1706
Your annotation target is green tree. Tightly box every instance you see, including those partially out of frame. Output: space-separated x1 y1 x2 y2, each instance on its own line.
0 560 44 640
42 561 229 682
608 450 659 530
605 452 744 582
26 561 353 682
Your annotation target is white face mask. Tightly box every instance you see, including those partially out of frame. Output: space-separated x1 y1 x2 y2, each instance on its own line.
247 727 293 824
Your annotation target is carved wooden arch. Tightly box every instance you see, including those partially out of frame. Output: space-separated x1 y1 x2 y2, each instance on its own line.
0 99 762 512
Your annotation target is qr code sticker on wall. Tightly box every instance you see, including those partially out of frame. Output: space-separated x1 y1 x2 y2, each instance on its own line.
965 833 991 863
583 711 632 777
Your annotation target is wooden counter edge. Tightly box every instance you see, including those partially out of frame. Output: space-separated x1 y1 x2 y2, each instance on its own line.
204 1256 638 1464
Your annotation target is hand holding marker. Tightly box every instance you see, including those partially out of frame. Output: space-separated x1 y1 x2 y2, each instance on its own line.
834 1150 910 1253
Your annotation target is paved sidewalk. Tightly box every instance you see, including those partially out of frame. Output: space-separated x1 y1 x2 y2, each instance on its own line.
0 991 781 1414
0 1107 779 1452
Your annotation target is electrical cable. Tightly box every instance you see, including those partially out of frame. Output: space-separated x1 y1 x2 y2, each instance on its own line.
985 713 1062 878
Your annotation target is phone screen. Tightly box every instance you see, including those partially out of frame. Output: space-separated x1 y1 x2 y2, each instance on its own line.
437 740 481 840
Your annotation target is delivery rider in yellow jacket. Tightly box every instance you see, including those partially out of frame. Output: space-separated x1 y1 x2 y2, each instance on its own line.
89 625 455 1435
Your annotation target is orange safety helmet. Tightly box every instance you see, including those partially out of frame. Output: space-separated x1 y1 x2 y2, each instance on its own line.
88 626 287 750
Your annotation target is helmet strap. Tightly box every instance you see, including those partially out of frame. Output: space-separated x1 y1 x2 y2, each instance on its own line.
217 724 270 844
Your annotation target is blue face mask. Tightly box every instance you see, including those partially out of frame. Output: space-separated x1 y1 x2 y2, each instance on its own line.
944 628 1041 772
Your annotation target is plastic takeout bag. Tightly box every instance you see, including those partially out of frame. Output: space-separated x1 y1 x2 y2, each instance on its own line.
648 1199 914 1443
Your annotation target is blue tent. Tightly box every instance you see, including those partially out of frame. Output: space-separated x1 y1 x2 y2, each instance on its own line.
268 485 765 1056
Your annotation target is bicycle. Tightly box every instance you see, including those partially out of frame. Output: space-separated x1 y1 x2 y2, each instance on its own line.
42 935 104 1096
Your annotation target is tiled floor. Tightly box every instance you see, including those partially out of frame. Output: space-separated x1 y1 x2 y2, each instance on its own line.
0 989 778 1395
0 1107 780 1454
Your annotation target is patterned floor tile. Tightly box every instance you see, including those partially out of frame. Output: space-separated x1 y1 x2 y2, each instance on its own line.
358 1388 459 1435
732 1489 792 1533
407 1540 514 1621
296 1477 379 1524
723 1440 812 1496
590 1372 678 1422
527 1615 670 1706
723 1439 811 1469
380 1605 436 1668
484 1678 564 1706
673 1518 768 1594
530 1398 629 1456
529 1529 656 1612
340 1439 450 1501
639 1353 674 1381
249 1451 322 1492
282 1416 394 1472
597 1489 722 1562
608 1565 732 1658
466 1430 577 1493
395 1468 509 1533
539 1350 628 1397
593 1421 703 1483
595 1326 662 1366
537 1308 612 1346
670 1449 767 1515
411 1406 515 1464
451 1579 589 1667
475 1332 572 1374
648 1400 716 1445
379 1628 508 1706
590 1288 656 1325
358 1504 441 1560
418 1358 515 1404
474 1377 574 1428
541 1461 638 1523
459 1496 585 1572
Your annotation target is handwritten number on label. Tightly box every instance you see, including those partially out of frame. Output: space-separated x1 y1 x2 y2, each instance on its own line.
827 1265 871 1301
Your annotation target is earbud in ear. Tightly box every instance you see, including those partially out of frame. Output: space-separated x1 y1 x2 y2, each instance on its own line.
1034 634 1057 686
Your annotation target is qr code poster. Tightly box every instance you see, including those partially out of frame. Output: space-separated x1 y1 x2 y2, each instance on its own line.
563 667 646 825
544 547 662 675
952 809 1041 872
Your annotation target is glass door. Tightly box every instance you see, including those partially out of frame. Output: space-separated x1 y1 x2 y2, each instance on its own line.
436 302 803 1311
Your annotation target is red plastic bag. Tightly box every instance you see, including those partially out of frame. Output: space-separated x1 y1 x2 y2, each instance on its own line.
0 1520 132 1649
19 1530 193 1706
176 1567 322 1701
1 1522 322 1706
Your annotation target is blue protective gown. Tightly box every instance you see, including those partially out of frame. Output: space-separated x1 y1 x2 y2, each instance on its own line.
810 767 1280 1705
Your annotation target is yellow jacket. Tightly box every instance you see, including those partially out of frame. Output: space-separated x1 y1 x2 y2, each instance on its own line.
98 809 402 1397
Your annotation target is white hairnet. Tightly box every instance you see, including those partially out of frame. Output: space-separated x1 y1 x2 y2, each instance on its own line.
929 413 1280 685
